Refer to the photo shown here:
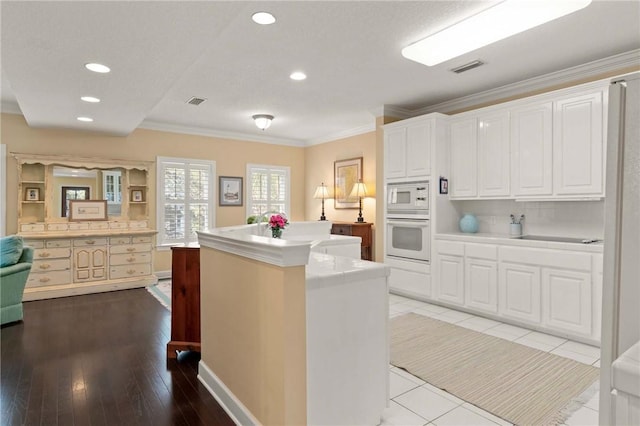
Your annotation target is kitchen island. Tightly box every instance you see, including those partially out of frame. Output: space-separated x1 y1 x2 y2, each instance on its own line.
196 222 390 425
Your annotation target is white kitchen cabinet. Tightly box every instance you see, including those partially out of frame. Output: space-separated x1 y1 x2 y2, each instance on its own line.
553 90 605 196
542 268 592 337
449 118 477 198
384 117 434 180
384 127 407 179
435 240 465 305
478 111 510 197
465 258 498 314
511 102 553 197
499 262 541 323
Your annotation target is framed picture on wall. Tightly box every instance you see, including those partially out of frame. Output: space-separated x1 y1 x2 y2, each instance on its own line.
219 176 243 206
68 200 108 221
334 157 362 209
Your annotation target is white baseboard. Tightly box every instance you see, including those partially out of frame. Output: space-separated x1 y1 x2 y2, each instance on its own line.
155 269 171 280
198 360 260 426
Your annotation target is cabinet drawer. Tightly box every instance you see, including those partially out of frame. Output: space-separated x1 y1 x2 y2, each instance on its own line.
109 222 128 230
129 221 148 229
24 240 44 249
465 243 498 260
499 246 591 271
20 223 45 233
109 236 131 245
88 222 109 230
46 240 71 248
27 270 71 287
110 243 151 254
74 238 108 247
47 223 69 231
34 247 71 259
132 235 152 244
33 258 70 272
436 240 465 256
331 225 351 235
110 264 152 279
68 222 89 231
110 252 151 266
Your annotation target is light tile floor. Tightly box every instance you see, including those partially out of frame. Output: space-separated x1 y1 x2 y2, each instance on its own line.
383 294 601 426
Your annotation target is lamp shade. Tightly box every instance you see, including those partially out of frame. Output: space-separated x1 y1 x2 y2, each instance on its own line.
349 181 367 199
313 183 329 199
252 114 274 130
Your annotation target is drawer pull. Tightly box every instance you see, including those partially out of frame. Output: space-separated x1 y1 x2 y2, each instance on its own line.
126 247 136 252
127 257 136 263
39 264 51 270
126 269 136 275
85 240 96 245
38 252 50 258
39 277 51 283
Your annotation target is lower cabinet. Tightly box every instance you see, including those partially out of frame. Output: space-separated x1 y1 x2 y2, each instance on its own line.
542 268 592 336
465 258 498 313
74 246 108 282
498 262 541 323
436 255 464 305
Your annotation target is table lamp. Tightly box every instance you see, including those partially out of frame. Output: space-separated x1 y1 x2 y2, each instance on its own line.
349 180 368 223
313 183 329 221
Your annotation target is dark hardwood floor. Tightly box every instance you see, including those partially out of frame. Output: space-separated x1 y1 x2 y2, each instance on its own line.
1 289 234 426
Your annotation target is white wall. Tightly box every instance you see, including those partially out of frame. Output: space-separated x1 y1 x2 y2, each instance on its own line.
1 144 5 236
450 199 605 238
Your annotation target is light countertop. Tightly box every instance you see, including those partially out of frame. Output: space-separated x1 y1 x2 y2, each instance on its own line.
435 232 604 253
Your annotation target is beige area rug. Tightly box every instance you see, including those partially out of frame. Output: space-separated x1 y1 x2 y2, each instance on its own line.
390 313 600 426
147 280 171 310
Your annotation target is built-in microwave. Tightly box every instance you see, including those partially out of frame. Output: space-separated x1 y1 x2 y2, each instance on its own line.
387 181 429 218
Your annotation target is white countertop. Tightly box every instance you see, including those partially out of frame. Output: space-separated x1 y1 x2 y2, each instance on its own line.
306 252 389 289
435 232 604 253
613 340 640 397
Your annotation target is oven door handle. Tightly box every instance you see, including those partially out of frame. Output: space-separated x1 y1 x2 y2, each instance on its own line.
387 219 430 227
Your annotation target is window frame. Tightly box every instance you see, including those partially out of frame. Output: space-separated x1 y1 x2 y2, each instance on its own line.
156 156 216 249
246 163 291 220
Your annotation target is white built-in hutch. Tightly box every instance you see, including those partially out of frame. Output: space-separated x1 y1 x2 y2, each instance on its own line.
13 153 157 301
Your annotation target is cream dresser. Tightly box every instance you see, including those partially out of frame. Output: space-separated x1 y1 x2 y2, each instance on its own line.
13 153 157 300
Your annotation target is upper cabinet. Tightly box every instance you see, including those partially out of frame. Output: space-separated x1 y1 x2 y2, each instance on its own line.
14 153 153 233
448 81 607 200
384 115 444 181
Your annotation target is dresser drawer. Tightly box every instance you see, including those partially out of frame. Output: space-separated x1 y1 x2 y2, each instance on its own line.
27 270 71 287
33 258 70 272
46 239 71 248
34 247 71 260
110 264 151 279
74 238 108 247
132 235 152 244
331 224 351 235
129 220 148 229
20 223 45 233
68 222 89 231
24 240 44 249
110 252 151 266
110 243 151 254
88 222 109 230
109 222 128 230
47 223 69 231
109 236 132 245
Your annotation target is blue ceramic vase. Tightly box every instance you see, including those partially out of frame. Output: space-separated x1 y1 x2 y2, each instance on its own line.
459 213 479 233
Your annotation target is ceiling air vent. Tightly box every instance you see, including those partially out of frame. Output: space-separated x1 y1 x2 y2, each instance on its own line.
450 60 484 74
186 96 207 106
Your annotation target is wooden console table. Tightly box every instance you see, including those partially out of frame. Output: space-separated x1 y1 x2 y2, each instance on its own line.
167 246 201 358
330 222 373 260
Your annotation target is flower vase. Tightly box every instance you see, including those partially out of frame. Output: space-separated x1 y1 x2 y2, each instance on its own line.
459 213 479 233
271 228 283 239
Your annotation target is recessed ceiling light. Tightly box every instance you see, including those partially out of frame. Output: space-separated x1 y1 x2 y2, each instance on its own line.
290 71 307 81
77 117 93 122
402 0 592 66
85 63 110 73
252 12 276 25
80 96 101 103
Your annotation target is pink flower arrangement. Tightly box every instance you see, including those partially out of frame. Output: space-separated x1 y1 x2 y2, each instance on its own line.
268 214 289 231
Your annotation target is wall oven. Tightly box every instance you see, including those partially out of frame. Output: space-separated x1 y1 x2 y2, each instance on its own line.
386 218 430 263
387 181 429 219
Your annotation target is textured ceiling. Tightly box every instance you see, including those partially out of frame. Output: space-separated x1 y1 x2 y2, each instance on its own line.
2 1 639 145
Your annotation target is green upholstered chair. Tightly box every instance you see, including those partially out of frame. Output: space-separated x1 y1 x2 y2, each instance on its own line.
1 236 34 325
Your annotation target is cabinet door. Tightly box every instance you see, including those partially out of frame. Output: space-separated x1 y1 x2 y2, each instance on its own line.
385 127 407 179
436 254 464 305
450 118 478 198
499 262 541 323
553 91 604 196
542 268 592 336
465 258 498 313
406 120 432 177
511 102 553 197
74 247 108 282
478 112 510 197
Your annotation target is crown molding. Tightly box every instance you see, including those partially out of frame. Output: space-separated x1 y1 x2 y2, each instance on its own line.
412 49 640 115
139 120 305 147
304 122 376 146
382 105 414 119
1 101 22 115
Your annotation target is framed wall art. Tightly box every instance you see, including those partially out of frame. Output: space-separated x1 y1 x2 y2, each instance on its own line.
131 190 144 202
219 176 243 206
334 157 362 209
68 200 108 221
25 187 39 201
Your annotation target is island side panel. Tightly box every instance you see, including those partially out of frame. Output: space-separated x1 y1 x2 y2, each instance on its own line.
199 245 307 425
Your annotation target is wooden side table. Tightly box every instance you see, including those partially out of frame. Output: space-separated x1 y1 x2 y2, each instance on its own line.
330 222 373 260
167 246 201 358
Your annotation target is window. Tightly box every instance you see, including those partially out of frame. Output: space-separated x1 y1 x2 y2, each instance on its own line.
157 157 215 247
102 171 122 204
246 164 290 219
